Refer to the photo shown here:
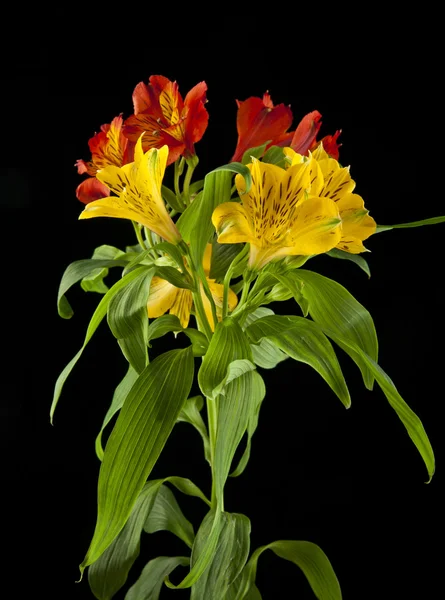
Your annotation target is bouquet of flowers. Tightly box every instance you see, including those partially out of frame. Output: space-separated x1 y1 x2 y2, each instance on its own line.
53 75 444 599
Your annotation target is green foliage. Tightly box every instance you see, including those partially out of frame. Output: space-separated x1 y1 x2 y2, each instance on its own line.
125 556 189 600
326 249 371 278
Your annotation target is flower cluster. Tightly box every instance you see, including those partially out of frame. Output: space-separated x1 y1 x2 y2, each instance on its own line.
76 75 375 324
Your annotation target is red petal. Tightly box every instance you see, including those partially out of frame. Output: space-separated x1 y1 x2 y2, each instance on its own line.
75 159 94 175
290 110 322 155
318 130 342 160
124 113 184 165
231 95 293 163
183 81 209 155
76 178 110 204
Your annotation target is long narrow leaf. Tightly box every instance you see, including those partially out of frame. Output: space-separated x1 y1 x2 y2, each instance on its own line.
237 540 342 600
80 347 194 575
144 485 195 548
51 267 149 422
125 556 189 600
326 249 371 278
95 366 139 461
321 327 435 482
376 215 445 233
177 396 210 463
57 258 128 318
108 268 155 374
245 315 350 408
292 269 378 389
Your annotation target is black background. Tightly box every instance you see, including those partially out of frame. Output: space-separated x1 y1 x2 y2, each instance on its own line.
4 28 444 599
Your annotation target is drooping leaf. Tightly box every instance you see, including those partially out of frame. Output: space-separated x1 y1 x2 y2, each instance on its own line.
108 267 155 374
95 366 139 461
292 269 378 390
152 241 186 271
321 326 435 482
88 481 162 600
57 257 129 318
80 347 194 576
81 245 127 293
144 485 195 548
243 308 288 369
198 319 253 400
190 511 251 599
125 556 190 600
245 315 350 408
326 248 371 278
146 314 208 357
154 266 194 290
122 249 155 276
236 540 342 600
51 267 149 422
177 396 210 463
375 215 445 233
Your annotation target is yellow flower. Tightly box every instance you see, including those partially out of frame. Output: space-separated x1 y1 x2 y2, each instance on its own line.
79 140 181 245
212 153 342 269
290 145 376 253
147 244 238 330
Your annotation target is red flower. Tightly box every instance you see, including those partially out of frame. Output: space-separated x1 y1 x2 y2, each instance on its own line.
124 75 208 165
75 115 133 204
231 92 293 163
316 130 342 160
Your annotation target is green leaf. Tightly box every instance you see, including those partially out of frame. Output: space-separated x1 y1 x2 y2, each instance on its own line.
375 215 445 233
80 347 194 575
108 267 155 374
88 480 162 600
144 485 195 548
213 371 265 503
122 249 155 276
163 476 210 507
146 314 208 357
241 142 269 165
270 271 309 316
51 267 148 423
326 248 371 278
262 145 287 167
243 308 288 369
210 239 244 281
125 556 189 600
152 241 186 271
162 184 185 212
245 315 350 409
177 396 210 464
154 266 194 290
321 326 435 482
292 269 378 390
190 511 251 599
198 319 253 400
81 245 127 294
95 366 139 461
57 257 129 318
237 540 342 600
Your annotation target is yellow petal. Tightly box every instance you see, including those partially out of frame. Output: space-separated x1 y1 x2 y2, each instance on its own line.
336 193 377 243
336 238 368 253
170 288 193 329
200 280 238 331
311 143 331 162
320 165 355 199
287 196 342 255
147 277 178 318
212 202 255 244
202 243 213 276
283 147 305 167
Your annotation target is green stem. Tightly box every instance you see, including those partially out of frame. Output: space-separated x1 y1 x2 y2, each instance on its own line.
192 287 213 341
201 275 218 331
132 221 146 250
222 244 250 319
206 396 220 510
183 156 199 206
143 227 159 259
174 158 185 199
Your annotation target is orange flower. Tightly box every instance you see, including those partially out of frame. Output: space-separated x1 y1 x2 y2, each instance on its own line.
279 111 342 160
75 116 133 204
231 92 293 163
124 75 208 165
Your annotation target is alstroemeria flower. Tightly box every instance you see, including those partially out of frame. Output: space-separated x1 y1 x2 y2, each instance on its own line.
231 92 293 163
79 140 181 244
147 244 238 329
124 75 208 165
285 146 376 253
75 116 133 204
212 154 342 270
278 111 342 160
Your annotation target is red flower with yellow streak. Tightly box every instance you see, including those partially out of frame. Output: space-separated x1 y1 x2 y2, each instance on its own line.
124 75 208 165
75 116 133 204
147 244 238 330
